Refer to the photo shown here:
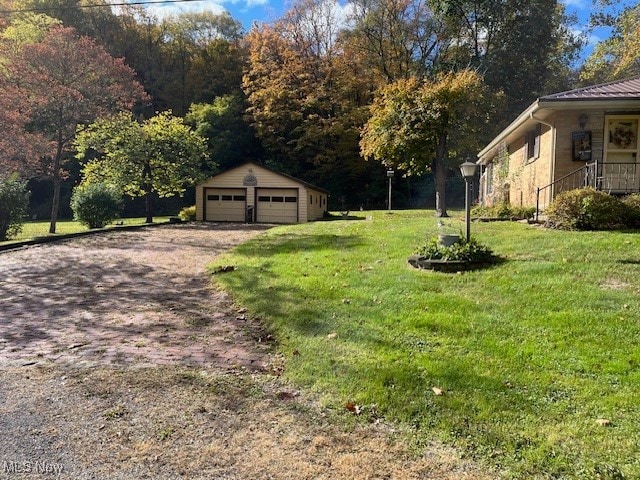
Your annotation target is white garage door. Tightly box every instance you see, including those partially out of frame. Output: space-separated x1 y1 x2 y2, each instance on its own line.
257 189 298 223
205 188 246 222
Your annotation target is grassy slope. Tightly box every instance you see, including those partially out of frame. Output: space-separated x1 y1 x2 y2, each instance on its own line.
1 217 171 244
211 210 640 479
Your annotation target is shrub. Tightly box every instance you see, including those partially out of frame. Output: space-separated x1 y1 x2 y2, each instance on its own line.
178 205 196 221
621 194 640 228
71 182 123 229
545 188 629 230
0 175 30 241
471 203 535 221
415 236 496 263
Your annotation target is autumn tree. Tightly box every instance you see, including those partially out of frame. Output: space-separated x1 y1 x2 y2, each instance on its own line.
244 0 380 206
1 25 148 233
74 112 210 223
581 2 640 83
360 70 488 217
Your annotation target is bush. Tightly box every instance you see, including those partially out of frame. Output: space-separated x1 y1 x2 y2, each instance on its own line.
415 236 496 263
178 205 196 221
621 193 640 228
471 203 535 221
545 188 629 230
0 175 30 241
71 182 123 229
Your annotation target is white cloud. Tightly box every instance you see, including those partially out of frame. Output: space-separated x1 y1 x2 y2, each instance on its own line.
142 1 227 20
560 0 587 8
246 0 269 7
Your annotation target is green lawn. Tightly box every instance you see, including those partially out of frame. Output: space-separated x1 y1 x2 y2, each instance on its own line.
1 217 171 245
211 210 640 479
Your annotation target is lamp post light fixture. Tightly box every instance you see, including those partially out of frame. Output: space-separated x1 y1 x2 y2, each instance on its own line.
387 170 395 211
459 158 478 241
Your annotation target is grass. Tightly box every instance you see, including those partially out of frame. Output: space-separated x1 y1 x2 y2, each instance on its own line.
211 210 640 479
1 216 171 245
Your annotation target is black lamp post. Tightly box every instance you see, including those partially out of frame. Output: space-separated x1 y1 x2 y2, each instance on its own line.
387 170 394 211
459 158 478 241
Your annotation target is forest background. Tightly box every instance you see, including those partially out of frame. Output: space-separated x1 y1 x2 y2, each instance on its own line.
0 0 638 219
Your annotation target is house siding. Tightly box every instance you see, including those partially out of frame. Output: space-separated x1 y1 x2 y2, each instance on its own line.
482 110 611 210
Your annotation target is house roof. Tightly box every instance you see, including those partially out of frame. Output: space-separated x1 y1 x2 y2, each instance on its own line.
540 76 640 101
212 161 330 194
477 76 640 163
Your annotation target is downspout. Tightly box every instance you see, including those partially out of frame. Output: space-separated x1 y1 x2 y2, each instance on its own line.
530 112 556 210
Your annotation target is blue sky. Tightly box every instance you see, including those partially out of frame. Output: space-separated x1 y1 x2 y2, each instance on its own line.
146 0 623 61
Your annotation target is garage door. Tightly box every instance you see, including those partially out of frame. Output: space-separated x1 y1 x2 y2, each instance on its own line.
205 188 246 222
256 189 298 223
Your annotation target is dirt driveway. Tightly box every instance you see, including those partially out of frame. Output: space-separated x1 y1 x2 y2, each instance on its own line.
0 224 491 479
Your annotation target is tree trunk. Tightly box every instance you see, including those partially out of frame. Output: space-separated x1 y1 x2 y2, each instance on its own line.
49 147 63 234
434 127 449 218
145 190 153 224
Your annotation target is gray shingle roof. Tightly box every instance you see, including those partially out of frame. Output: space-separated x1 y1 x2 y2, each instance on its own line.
541 76 640 101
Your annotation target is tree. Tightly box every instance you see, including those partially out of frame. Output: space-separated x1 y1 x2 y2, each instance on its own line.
186 95 263 172
1 25 148 233
431 0 581 121
581 3 640 83
74 112 210 223
360 70 488 217
0 174 30 241
243 0 374 203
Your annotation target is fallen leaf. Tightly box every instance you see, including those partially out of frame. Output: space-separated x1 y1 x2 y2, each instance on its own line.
342 298 351 304
432 387 444 396
345 402 362 415
327 332 338 339
213 265 235 274
277 391 299 401
596 418 611 427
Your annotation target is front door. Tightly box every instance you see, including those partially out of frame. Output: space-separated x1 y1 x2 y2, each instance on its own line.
602 116 639 193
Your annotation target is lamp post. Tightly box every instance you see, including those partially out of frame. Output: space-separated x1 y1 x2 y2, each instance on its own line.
387 170 394 211
459 158 478 241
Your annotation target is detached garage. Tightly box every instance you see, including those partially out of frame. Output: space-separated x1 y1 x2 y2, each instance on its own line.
196 162 329 224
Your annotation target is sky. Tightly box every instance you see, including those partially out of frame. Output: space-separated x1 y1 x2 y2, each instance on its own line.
145 0 627 61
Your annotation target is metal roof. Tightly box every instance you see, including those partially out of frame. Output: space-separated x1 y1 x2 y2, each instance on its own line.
541 76 640 101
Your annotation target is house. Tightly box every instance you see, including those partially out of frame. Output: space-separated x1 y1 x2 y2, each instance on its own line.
195 162 329 223
477 76 640 214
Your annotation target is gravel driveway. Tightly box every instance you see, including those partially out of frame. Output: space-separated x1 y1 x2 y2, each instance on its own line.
0 224 491 480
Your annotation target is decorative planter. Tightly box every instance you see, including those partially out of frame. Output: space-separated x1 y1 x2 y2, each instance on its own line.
437 234 461 247
407 255 468 272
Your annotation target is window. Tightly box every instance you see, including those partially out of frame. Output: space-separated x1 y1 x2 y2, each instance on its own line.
207 194 219 201
309 195 313 204
258 196 270 202
221 195 233 201
285 197 297 203
525 124 541 161
272 196 284 202
233 195 246 201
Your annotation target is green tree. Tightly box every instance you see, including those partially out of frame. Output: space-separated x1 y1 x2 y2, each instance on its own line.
0 174 30 241
186 95 262 171
360 70 488 217
74 111 210 223
432 0 582 122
